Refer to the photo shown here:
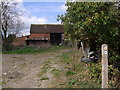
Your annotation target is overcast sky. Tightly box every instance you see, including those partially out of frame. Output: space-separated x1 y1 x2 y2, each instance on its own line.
18 0 67 36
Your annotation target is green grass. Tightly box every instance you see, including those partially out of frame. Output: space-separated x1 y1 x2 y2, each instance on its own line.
66 79 101 88
37 61 52 78
64 63 101 88
0 81 7 86
60 51 74 64
40 77 49 80
65 71 75 76
3 45 70 54
50 68 61 78
59 48 102 88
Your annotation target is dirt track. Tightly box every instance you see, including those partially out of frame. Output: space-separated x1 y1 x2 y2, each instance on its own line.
2 49 71 88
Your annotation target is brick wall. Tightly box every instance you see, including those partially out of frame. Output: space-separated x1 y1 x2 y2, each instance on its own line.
13 34 50 46
13 36 27 46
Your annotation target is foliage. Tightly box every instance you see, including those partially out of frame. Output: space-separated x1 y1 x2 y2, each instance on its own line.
2 34 16 51
88 63 119 87
65 62 119 88
65 63 101 88
60 48 120 88
58 2 120 71
88 63 102 84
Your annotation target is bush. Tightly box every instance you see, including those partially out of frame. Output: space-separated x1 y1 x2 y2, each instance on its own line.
88 63 119 87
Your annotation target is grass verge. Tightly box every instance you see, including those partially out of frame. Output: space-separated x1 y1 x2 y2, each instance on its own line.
3 45 70 54
59 48 118 88
60 48 97 87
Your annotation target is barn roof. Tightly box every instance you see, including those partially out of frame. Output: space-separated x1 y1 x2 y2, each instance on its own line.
30 24 64 34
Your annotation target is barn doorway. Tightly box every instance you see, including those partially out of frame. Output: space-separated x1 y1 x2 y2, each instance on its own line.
50 33 61 45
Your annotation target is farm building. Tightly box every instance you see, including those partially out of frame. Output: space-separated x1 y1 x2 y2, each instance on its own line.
13 35 29 46
13 24 64 47
26 24 64 47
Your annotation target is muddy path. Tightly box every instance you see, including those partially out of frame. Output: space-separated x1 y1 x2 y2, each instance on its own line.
2 49 72 88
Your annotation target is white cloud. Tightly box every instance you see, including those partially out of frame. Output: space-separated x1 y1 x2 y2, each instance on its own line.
49 22 61 24
18 29 30 37
15 1 48 37
15 1 65 37
24 3 67 13
22 0 66 2
21 16 47 28
25 16 47 24
18 16 47 36
15 0 23 2
59 4 67 11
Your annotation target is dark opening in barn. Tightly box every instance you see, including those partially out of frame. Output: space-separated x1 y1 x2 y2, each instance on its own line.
50 33 61 45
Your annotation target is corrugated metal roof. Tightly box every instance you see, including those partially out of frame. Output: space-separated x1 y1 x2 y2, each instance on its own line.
25 37 49 40
30 24 64 34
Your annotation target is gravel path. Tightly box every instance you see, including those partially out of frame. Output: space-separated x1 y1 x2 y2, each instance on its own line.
2 49 71 88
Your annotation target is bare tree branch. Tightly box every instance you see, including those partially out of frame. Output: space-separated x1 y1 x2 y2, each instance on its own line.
1 0 24 50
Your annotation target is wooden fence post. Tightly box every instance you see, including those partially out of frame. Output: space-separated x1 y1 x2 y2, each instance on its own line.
102 44 108 88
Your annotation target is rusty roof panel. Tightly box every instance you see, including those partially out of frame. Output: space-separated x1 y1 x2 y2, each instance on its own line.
30 24 64 34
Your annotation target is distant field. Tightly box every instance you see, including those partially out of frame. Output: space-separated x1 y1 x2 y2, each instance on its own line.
3 45 71 54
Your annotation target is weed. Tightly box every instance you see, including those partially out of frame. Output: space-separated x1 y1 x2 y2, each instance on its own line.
77 80 101 88
29 61 32 64
38 65 50 77
61 48 102 88
67 79 78 88
37 61 51 78
65 71 75 76
20 63 26 68
12 56 18 58
0 81 7 86
51 68 61 78
60 51 74 64
43 61 51 65
40 77 49 80
13 57 24 61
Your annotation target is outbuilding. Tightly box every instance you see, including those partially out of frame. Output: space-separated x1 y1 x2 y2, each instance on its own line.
26 24 64 47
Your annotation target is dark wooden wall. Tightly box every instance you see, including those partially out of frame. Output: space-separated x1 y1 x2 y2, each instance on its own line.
26 40 51 48
50 33 62 45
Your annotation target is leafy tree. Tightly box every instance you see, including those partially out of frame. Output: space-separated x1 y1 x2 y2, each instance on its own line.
58 2 120 70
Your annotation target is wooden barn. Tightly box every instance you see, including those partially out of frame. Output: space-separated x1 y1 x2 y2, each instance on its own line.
25 24 64 47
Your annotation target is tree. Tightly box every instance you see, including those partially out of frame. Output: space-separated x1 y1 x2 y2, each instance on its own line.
58 2 120 70
1 0 24 51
